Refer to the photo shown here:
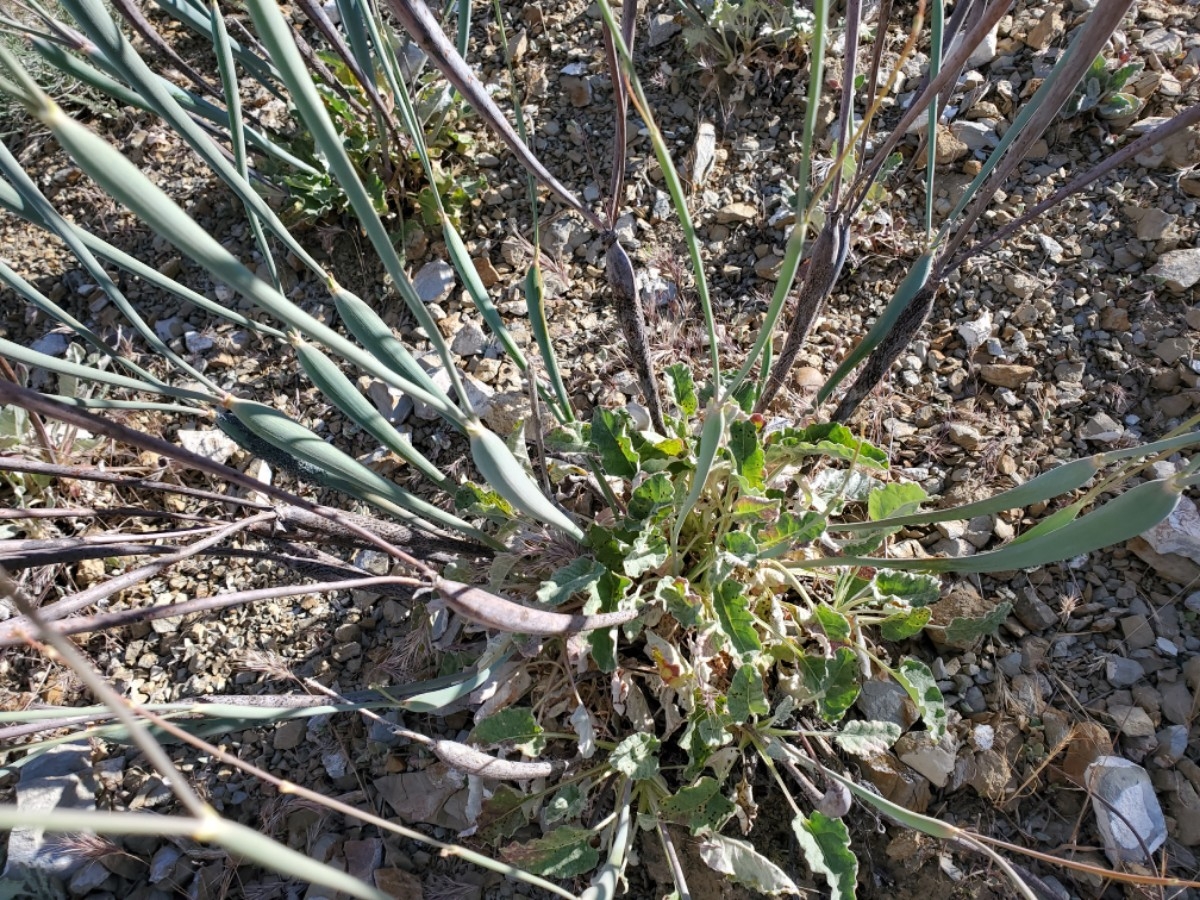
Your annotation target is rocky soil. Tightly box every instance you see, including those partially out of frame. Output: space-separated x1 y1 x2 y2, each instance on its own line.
3 0 1200 898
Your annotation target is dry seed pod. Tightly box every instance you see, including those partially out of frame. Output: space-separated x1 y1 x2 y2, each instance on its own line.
605 235 665 432
436 579 638 635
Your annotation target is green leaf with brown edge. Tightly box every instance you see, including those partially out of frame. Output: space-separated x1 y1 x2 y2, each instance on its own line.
815 605 851 643
892 658 947 740
755 510 826 558
611 732 660 781
941 600 1012 646
470 707 546 757
879 607 931 641
834 720 902 757
656 576 702 628
798 648 860 722
501 827 599 878
660 777 737 835
729 419 765 488
713 580 762 657
793 811 858 900
728 664 769 723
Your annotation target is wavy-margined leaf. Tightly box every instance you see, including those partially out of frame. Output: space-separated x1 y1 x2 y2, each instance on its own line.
879 607 931 641
941 600 1012 646
623 526 669 578
665 362 698 417
587 569 631 673
868 482 927 521
729 419 765 488
728 665 769 723
470 707 545 757
891 659 947 740
627 472 675 521
656 577 703 628
834 720 902 757
591 407 638 480
477 784 530 843
765 423 889 470
723 530 760 564
660 777 737 835
793 811 858 900
699 832 801 896
501 827 599 878
536 558 606 607
797 648 860 722
611 733 660 781
543 783 585 827
713 580 762 656
815 605 852 643
872 569 941 607
754 510 826 559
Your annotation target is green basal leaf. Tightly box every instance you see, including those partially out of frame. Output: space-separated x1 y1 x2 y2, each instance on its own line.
1099 92 1140 118
698 832 801 896
660 777 737 835
797 648 859 722
723 530 760 564
815 605 851 643
476 784 530 843
624 526 669 578
455 481 515 521
872 570 941 607
630 429 688 465
713 580 763 657
765 423 889 470
729 419 765 488
587 568 631 673
755 510 826 558
731 491 779 523
810 468 881 505
941 600 1012 645
834 720 902 757
536 557 606 607
728 665 769 723
793 811 857 900
867 482 928 521
592 407 639 480
892 659 947 740
544 783 585 826
627 472 676 521
665 362 698 417
545 422 590 453
611 732 661 781
682 707 734 778
471 707 546 757
501 827 599 878
656 577 702 628
879 607 931 641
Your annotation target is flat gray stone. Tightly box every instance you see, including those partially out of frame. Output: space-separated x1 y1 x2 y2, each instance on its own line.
1085 757 1166 864
3 744 96 883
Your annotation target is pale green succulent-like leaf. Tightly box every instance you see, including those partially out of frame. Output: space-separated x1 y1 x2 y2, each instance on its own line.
698 832 801 896
834 720 902 757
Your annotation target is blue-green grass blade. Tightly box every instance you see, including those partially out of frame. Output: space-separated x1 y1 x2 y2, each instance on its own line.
525 262 572 421
149 0 283 91
210 0 280 294
793 478 1182 574
817 251 934 405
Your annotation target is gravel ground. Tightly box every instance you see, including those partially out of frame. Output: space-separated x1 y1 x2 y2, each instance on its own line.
2 0 1200 898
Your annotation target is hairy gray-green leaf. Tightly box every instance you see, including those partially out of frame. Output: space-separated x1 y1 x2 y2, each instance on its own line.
834 720 902 757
